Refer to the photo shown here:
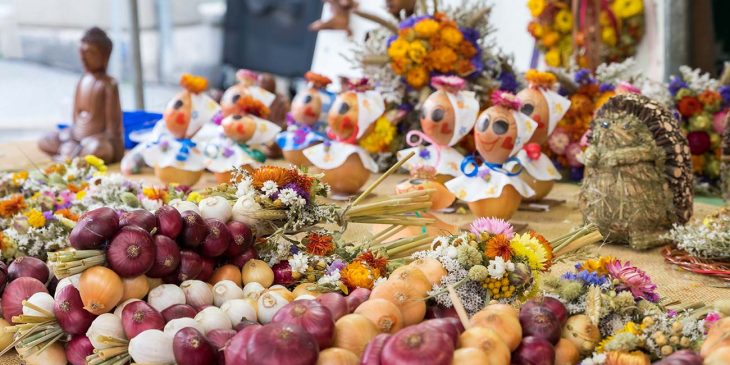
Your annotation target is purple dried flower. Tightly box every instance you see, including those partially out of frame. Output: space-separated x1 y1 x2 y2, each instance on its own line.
469 217 515 239
607 260 660 303
498 71 519 93
668 76 688 96
574 69 595 85
326 259 346 275
222 147 234 158
599 83 615 93
282 183 310 202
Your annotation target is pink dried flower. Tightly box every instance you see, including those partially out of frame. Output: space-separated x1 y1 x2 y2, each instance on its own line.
469 217 515 239
606 259 660 303
431 76 466 93
236 69 259 83
490 91 521 110
705 312 721 332
616 82 641 95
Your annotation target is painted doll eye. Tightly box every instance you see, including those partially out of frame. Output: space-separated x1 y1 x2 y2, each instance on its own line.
303 95 313 104
231 94 240 104
476 116 490 132
338 102 351 115
431 108 445 122
233 115 243 120
173 100 184 109
520 103 535 116
493 120 509 135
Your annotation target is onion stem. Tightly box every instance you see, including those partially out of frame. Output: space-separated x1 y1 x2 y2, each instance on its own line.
20 300 54 317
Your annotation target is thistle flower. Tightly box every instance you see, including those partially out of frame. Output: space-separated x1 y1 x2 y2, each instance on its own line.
469 217 515 239
457 244 482 267
606 260 659 303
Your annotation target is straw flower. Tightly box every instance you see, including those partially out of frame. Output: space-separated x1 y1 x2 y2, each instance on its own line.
485 234 513 261
612 0 644 19
554 10 573 33
25 209 46 228
606 259 659 303
527 0 545 17
180 73 208 94
0 195 26 218
470 217 515 238
524 69 557 89
341 261 379 290
251 166 294 189
304 232 335 256
414 18 439 38
359 116 396 154
236 95 270 119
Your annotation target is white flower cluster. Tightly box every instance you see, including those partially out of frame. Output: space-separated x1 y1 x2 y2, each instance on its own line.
595 58 637 84
5 224 68 258
235 176 255 198
317 270 341 286
486 256 515 279
262 181 278 197
278 188 306 208
666 218 730 260
679 65 719 91
579 353 606 365
288 252 309 274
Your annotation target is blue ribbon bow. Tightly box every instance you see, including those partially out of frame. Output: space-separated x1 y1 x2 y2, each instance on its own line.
460 155 524 178
175 139 197 162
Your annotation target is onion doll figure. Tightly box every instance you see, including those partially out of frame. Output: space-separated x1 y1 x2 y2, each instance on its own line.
276 72 335 167
220 69 277 119
122 74 220 186
201 95 282 183
303 79 385 196
515 70 571 201
446 92 538 219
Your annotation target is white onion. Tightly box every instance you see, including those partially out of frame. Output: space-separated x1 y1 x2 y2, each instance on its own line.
128 329 175 365
168 199 200 214
220 299 257 326
296 294 317 301
23 292 55 317
181 280 214 307
256 291 289 324
163 317 205 336
22 342 66 365
86 313 126 349
194 307 232 334
148 284 185 312
213 280 244 307
54 274 81 298
232 195 261 226
113 298 141 318
242 282 265 300
198 196 232 222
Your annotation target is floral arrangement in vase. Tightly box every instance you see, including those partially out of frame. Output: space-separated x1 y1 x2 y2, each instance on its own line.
527 0 645 67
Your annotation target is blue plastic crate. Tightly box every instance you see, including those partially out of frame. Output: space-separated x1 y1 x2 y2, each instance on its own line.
55 110 162 150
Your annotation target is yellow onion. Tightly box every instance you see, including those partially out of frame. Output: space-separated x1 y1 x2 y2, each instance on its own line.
450 348 490 365
481 303 519 319
408 257 447 286
704 346 730 365
242 259 274 288
210 265 242 286
0 318 14 349
555 338 580 365
268 285 295 302
354 299 404 334
120 275 150 302
388 266 431 297
332 314 379 357
562 314 601 355
370 281 426 326
79 266 124 315
317 348 359 365
20 342 67 365
458 327 510 365
604 351 650 365
469 309 522 351
701 317 730 357
293 282 322 298
146 276 163 290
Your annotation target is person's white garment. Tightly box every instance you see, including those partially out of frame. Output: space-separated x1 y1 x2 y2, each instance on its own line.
303 141 379 173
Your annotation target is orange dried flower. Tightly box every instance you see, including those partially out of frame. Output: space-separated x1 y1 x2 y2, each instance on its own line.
290 171 314 193
304 72 332 89
0 195 26 218
340 261 379 290
458 41 477 59
236 95 270 119
698 90 721 107
524 69 557 89
485 234 512 260
251 166 294 189
356 251 388 274
66 182 88 194
180 73 208 94
428 47 458 73
528 231 554 270
304 232 335 256
54 208 79 222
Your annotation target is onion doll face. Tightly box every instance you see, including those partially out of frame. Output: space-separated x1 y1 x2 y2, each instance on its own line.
291 87 322 125
327 91 359 141
420 91 456 145
163 91 193 139
220 83 250 117
516 88 549 145
474 106 517 164
222 114 257 143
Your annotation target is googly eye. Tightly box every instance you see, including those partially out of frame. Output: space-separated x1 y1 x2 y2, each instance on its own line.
493 120 509 135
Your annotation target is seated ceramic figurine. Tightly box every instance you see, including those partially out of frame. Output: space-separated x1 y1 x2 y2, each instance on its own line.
446 92 538 219
515 70 571 201
397 76 478 182
201 95 282 182
38 27 123 164
122 74 220 186
303 80 385 195
277 72 334 167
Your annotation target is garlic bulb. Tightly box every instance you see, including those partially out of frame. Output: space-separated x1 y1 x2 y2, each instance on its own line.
212 280 244 307
168 199 200 214
198 196 232 222
23 292 55 317
128 329 175 365
220 299 257 326
257 291 289 324
232 195 261 226
163 317 204 336
147 284 185 312
86 313 126 349
243 282 265 300
194 307 232 334
181 280 214 308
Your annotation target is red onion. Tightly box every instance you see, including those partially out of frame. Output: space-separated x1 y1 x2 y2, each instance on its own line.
522 297 568 326
519 304 562 345
361 333 391 365
653 350 703 365
107 226 155 277
156 205 183 239
425 305 459 321
224 324 261 364
65 334 94 365
146 235 181 278
173 327 217 365
120 209 158 232
418 318 463 346
197 257 215 283
225 221 254 256
272 261 294 286
47 275 60 296
180 211 208 248
2 277 47 322
122 300 165 339
201 219 232 258
233 320 259 331
162 304 198 322
7 256 49 284
0 261 7 292
316 293 348 321
345 288 371 313
272 299 334 349
178 250 203 281
380 325 454 365
245 322 319 365
207 328 236 350
70 207 119 249
512 336 555 365
53 285 97 335
230 247 257 269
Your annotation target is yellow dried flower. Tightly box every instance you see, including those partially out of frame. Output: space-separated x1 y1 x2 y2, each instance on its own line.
25 209 46 228
84 155 107 173
413 18 439 38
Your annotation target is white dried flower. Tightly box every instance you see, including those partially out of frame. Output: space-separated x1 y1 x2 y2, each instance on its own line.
317 270 341 286
262 180 278 197
278 188 305 207
487 257 507 279
288 252 309 274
